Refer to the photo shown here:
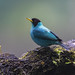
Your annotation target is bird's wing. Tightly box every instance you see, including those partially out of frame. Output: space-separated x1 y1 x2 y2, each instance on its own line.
33 29 62 41
50 31 62 41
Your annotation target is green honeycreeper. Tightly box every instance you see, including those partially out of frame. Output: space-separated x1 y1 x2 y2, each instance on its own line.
26 18 69 50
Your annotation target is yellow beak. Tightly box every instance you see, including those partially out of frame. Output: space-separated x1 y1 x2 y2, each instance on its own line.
26 18 33 22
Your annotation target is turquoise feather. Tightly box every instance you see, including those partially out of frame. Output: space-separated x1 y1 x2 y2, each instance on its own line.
27 18 69 50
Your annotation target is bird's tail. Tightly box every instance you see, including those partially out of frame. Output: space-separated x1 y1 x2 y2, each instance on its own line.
60 43 70 50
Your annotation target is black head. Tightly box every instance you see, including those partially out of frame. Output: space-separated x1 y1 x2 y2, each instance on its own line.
32 18 41 27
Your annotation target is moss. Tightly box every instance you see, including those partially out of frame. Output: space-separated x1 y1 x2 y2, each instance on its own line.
19 40 75 75
0 40 75 75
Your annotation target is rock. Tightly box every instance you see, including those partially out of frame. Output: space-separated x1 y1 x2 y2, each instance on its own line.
20 39 75 75
0 40 75 75
0 53 26 75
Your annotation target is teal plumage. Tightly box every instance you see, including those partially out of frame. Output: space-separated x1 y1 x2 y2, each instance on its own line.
26 18 69 50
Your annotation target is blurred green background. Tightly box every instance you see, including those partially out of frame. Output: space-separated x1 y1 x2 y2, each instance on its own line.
0 0 75 57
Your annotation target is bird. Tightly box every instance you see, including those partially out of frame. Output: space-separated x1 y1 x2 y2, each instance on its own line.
26 18 69 50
